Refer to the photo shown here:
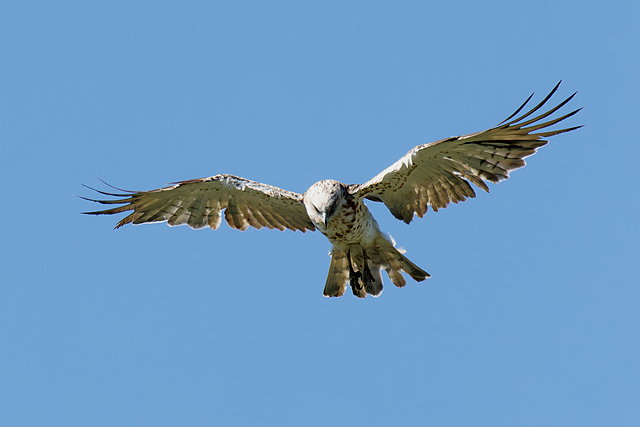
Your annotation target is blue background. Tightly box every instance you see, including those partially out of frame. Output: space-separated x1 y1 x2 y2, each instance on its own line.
2 1 638 425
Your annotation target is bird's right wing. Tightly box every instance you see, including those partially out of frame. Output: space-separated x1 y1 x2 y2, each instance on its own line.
350 82 581 223
83 174 316 232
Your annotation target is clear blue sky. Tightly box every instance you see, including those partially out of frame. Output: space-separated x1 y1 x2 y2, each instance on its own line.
1 1 638 426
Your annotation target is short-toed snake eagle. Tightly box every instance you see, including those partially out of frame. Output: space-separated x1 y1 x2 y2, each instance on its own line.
84 82 580 297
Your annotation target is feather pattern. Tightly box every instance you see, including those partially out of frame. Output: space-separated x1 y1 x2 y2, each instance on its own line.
83 174 316 232
350 82 582 223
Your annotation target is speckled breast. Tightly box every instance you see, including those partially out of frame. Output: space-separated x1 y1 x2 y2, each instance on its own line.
323 198 374 245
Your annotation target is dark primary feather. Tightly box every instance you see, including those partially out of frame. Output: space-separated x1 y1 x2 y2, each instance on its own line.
350 82 582 223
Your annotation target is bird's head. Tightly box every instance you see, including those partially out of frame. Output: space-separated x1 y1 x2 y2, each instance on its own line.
303 180 349 228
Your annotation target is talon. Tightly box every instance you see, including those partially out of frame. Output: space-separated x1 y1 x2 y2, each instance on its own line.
347 250 364 295
363 265 375 284
349 270 362 295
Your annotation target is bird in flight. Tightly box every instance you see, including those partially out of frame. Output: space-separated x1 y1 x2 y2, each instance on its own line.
83 82 581 298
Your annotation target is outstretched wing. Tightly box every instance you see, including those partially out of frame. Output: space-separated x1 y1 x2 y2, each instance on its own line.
83 174 316 232
350 82 582 223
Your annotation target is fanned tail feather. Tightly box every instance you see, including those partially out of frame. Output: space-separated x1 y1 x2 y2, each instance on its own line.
375 236 430 286
323 249 349 297
322 236 430 298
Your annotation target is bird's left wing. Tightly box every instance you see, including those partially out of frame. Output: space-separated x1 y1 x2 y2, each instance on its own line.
83 174 316 232
350 82 581 223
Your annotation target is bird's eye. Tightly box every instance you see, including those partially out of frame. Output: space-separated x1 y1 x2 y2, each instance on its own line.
312 204 321 214
326 201 338 217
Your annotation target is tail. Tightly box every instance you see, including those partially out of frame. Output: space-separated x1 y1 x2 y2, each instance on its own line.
323 248 350 298
323 236 430 298
373 235 430 289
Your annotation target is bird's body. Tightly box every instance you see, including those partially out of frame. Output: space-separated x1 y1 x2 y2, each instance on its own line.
302 179 428 296
84 83 581 298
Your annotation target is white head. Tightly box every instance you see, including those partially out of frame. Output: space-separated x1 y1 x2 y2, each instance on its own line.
303 180 349 228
